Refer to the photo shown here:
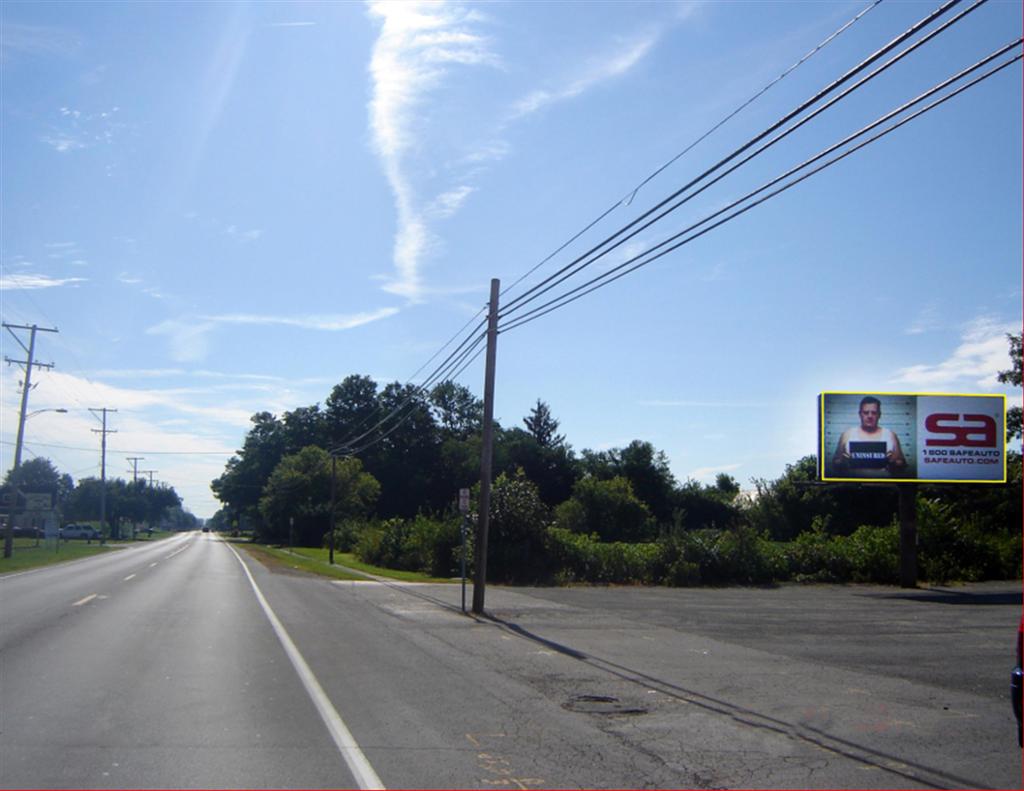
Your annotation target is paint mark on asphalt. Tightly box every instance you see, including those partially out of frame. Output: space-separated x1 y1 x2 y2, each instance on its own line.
149 563 158 568
223 538 386 790
72 594 98 607
124 574 136 581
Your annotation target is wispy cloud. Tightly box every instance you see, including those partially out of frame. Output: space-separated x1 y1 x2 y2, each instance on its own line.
0 22 82 61
427 185 476 219
225 225 264 242
889 316 1020 391
904 302 943 335
509 34 657 120
145 319 217 363
146 308 400 363
204 308 400 331
366 0 498 302
687 462 741 480
0 273 87 290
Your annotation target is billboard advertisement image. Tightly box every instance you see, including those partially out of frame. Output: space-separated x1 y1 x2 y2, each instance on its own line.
819 392 1005 483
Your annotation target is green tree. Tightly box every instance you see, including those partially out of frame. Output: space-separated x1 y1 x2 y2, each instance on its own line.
523 399 565 448
211 411 287 528
430 380 483 440
259 446 379 546
555 475 654 542
998 332 1021 443
479 468 552 583
3 457 64 500
578 440 675 523
497 427 578 508
324 375 379 448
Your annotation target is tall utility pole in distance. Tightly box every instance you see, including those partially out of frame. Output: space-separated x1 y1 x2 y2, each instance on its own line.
141 470 157 487
127 457 144 483
472 278 500 616
3 322 58 558
4 323 58 471
90 408 117 539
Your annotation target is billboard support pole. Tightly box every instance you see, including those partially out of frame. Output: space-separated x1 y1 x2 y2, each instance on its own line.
898 483 918 588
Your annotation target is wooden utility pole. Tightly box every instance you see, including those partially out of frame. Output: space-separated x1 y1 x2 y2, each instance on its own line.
90 408 117 540
329 454 337 565
472 279 500 615
4 323 58 471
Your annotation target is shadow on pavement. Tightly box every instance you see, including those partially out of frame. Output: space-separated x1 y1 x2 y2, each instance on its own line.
857 587 1022 606
484 612 993 791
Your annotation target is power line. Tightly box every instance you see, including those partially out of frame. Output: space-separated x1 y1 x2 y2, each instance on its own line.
498 0 887 302
0 439 235 455
498 0 973 321
330 328 488 455
499 45 1022 334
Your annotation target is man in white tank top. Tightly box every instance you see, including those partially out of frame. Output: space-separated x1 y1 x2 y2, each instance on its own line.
832 396 907 477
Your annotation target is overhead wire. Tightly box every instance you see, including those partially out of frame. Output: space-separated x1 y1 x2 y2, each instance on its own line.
498 0 886 302
499 42 1023 334
336 331 489 457
325 314 489 454
329 327 488 455
327 1 894 459
498 0 972 321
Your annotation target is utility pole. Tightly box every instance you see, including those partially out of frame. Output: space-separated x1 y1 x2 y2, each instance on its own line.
90 408 117 539
3 323 58 558
141 470 157 487
4 323 58 471
329 454 336 565
472 278 500 616
126 457 144 539
127 457 144 483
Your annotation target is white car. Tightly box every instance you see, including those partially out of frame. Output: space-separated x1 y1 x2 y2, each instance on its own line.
62 524 100 540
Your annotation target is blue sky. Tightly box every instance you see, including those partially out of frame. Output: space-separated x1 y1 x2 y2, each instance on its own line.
2 0 1020 519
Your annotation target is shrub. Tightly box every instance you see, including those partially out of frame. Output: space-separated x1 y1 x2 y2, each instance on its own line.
481 469 552 583
917 498 1005 583
554 475 654 543
845 523 899 584
787 518 853 583
322 518 369 553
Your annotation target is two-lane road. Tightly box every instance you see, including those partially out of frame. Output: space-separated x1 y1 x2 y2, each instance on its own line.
1 533 364 789
3 533 1019 789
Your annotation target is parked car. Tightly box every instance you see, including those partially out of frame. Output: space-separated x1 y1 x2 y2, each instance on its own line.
62 524 101 540
1013 616 1022 747
10 525 41 538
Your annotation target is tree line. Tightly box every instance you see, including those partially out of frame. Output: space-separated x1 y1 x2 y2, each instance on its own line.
209 333 1021 584
2 457 195 537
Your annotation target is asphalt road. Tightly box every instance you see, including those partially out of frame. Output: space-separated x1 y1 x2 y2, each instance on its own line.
1 533 1020 789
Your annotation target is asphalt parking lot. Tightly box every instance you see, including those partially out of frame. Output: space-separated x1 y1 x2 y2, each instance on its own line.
376 579 1023 788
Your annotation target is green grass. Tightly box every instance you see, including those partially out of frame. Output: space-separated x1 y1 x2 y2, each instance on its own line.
0 538 121 574
240 543 452 583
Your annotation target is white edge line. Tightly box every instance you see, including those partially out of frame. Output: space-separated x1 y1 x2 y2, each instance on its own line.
221 538 386 790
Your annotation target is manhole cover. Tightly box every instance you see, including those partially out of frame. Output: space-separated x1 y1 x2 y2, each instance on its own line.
564 694 647 716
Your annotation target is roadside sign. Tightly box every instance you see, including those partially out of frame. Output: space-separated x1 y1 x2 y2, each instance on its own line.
24 493 52 511
458 488 470 514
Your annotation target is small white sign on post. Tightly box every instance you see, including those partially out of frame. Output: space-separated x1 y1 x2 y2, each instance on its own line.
458 488 470 514
24 493 52 511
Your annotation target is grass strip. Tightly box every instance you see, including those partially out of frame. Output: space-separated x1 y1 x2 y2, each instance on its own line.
240 543 452 583
0 539 120 574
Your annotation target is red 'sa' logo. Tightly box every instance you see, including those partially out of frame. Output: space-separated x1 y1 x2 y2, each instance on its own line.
924 413 997 447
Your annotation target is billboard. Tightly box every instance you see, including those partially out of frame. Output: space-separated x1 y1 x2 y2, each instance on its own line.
819 392 1005 483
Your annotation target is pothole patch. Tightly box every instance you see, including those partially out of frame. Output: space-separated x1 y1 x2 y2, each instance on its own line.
564 694 648 716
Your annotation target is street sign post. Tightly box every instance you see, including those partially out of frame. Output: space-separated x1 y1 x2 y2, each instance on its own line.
459 488 470 613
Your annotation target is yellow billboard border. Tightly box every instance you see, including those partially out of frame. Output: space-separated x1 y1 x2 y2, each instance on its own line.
818 391 1007 484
